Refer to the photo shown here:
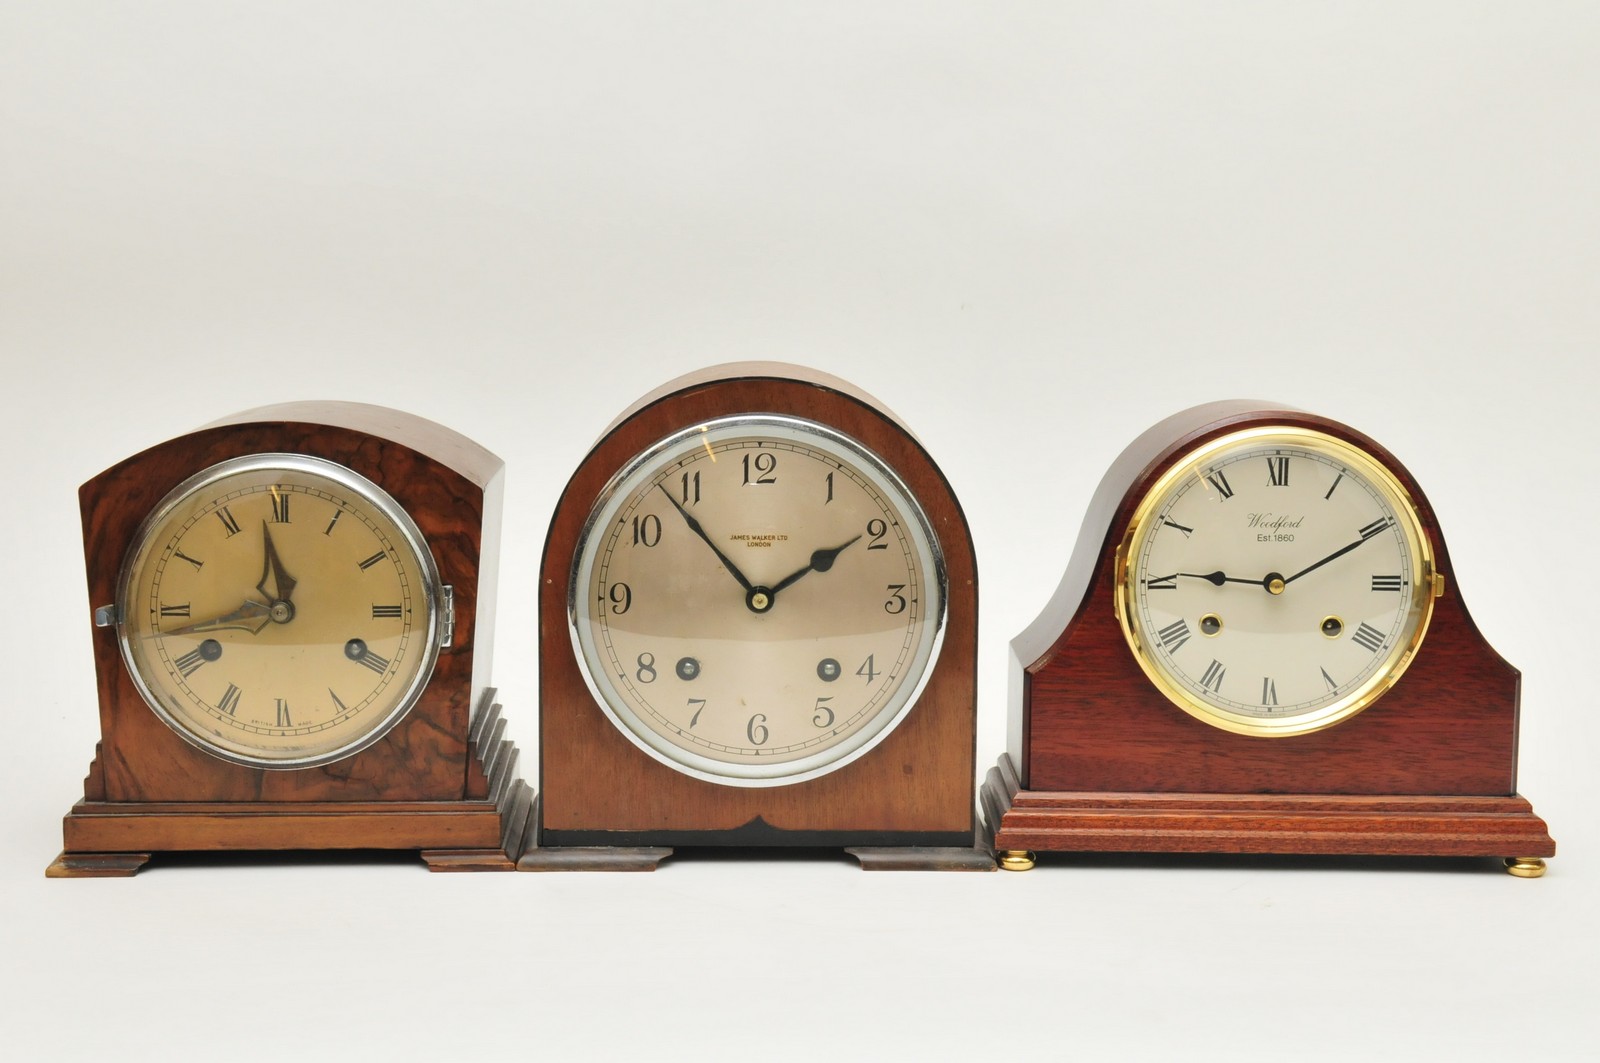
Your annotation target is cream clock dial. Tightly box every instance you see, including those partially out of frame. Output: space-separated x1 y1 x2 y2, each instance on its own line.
116 454 444 768
570 415 947 786
1117 427 1440 736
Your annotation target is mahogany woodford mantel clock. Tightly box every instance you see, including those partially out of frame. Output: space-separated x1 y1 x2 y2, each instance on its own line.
49 402 531 876
981 401 1555 876
529 364 986 870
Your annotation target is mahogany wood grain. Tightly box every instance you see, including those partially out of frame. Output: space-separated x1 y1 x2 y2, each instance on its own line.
538 366 978 848
993 404 1555 862
985 755 1554 858
53 403 525 874
1015 405 1520 796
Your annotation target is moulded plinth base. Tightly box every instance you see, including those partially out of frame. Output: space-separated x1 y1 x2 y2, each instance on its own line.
982 754 1554 872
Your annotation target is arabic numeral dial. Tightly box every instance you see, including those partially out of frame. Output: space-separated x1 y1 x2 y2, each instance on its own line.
572 416 947 785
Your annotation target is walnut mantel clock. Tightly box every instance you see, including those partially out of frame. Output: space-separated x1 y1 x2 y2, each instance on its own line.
49 402 531 876
529 364 986 870
982 402 1555 876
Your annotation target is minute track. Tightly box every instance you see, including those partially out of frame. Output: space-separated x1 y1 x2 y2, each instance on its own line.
574 415 946 785
1121 427 1434 732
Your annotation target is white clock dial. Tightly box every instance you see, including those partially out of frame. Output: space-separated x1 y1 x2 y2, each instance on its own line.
570 416 947 786
1118 427 1439 736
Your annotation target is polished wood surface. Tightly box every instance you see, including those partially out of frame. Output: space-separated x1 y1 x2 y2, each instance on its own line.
50 692 534 875
1016 405 1518 795
53 403 525 873
985 755 1554 858
994 404 1554 863
539 365 978 848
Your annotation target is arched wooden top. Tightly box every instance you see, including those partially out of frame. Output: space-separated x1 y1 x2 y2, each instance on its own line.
539 367 978 842
1010 401 1520 797
78 402 502 803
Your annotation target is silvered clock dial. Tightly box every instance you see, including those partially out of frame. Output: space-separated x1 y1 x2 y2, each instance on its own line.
569 415 947 786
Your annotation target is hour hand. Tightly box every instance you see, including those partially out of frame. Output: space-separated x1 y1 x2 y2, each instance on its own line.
656 484 753 592
1178 570 1264 588
772 535 863 594
256 521 297 603
165 599 272 636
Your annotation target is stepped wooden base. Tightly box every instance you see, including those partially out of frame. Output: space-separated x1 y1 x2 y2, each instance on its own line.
49 693 534 877
982 754 1555 873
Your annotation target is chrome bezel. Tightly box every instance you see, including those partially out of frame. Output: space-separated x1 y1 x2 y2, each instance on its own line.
115 453 443 769
569 415 948 787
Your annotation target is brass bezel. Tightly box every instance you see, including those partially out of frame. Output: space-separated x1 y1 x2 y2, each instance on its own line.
1114 426 1438 738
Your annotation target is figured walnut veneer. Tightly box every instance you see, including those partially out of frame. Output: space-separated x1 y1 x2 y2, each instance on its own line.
51 402 528 874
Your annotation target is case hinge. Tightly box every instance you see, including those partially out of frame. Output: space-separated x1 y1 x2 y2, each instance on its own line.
440 585 455 648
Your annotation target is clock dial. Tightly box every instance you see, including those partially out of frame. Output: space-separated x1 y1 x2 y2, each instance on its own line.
1118 427 1439 736
117 454 443 767
570 416 947 786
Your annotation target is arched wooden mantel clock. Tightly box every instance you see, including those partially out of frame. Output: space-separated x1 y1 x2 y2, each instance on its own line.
527 363 988 871
981 401 1555 876
49 402 532 876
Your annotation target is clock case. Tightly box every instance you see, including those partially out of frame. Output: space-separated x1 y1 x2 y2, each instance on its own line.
982 401 1555 872
529 364 986 870
49 402 532 876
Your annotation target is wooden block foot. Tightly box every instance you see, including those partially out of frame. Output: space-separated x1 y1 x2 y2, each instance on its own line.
421 849 517 872
846 844 997 871
517 846 673 871
46 851 151 878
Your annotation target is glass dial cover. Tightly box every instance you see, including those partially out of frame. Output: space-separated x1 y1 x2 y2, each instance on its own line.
570 416 947 786
1117 426 1438 737
116 454 443 768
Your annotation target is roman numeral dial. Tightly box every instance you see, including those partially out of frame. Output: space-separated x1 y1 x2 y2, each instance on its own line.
1119 427 1438 737
114 454 442 768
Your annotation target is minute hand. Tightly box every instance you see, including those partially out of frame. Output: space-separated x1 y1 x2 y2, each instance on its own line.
256 521 297 603
771 535 863 595
656 484 753 592
1283 529 1384 585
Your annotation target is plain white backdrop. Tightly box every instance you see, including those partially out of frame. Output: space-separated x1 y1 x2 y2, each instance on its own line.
3 3 1595 1059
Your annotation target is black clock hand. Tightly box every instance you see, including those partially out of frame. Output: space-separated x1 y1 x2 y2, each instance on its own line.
656 484 753 592
256 521 298 604
1178 570 1268 588
771 535 863 595
1283 524 1388 585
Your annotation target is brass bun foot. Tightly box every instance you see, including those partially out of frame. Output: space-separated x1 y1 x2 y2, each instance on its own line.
998 849 1035 872
1504 857 1547 879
